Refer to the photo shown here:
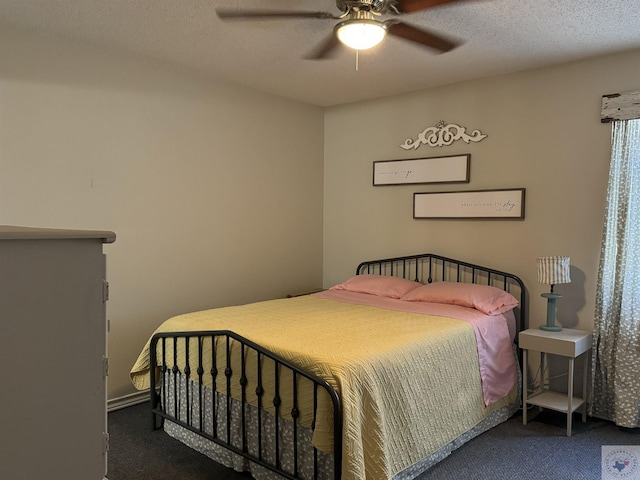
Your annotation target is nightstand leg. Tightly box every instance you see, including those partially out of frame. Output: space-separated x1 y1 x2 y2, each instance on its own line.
582 350 589 422
567 357 575 437
540 351 546 413
523 348 528 425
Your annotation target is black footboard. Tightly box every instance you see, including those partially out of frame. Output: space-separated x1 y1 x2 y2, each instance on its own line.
150 330 342 480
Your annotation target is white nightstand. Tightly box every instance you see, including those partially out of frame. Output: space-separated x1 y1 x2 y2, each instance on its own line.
519 328 592 436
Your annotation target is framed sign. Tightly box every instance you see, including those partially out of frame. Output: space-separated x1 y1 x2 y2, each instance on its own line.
373 154 470 186
414 188 526 219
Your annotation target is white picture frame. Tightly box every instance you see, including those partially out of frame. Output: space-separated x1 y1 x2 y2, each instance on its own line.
373 154 470 186
413 188 526 219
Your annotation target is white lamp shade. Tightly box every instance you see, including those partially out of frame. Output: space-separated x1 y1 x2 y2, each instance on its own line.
537 256 571 285
336 20 387 50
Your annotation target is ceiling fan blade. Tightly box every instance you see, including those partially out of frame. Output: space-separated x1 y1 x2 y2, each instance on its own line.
386 21 461 53
216 9 339 20
305 33 342 60
394 0 467 14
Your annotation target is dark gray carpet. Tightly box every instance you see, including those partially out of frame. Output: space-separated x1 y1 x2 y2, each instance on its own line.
108 402 638 480
416 410 638 480
107 401 251 480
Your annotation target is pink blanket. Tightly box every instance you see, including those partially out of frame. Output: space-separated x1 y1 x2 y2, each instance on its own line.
312 290 517 406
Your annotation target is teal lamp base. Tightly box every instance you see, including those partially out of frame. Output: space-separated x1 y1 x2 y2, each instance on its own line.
540 292 563 331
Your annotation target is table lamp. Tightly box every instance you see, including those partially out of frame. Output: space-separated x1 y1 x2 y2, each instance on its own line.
537 256 571 331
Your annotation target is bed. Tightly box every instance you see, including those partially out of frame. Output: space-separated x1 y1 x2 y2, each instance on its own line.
130 253 526 480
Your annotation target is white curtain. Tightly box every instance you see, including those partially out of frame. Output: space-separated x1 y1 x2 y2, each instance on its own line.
591 118 640 428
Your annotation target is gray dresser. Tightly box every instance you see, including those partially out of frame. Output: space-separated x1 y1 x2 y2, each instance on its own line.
0 226 116 480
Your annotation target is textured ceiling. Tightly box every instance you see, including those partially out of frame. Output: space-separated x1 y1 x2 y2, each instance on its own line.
1 0 639 106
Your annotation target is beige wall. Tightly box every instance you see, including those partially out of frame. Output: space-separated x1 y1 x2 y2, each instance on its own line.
323 48 640 335
0 24 325 400
3 21 639 401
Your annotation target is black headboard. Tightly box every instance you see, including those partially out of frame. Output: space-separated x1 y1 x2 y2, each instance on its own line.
356 253 527 336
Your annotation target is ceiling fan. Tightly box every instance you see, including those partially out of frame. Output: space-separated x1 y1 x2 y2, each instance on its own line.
216 0 466 59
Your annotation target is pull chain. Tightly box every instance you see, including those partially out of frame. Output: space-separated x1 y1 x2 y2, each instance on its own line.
355 49 359 71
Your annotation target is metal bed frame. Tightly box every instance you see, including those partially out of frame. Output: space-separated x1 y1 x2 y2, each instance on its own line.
149 253 527 480
356 253 527 337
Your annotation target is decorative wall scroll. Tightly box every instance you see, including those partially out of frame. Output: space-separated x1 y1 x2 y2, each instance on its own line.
373 154 470 186
400 121 488 150
413 188 525 219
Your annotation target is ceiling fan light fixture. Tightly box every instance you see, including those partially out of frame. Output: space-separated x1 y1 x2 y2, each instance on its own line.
335 19 387 50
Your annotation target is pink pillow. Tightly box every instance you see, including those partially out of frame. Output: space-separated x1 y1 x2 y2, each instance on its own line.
400 281 519 315
329 274 421 299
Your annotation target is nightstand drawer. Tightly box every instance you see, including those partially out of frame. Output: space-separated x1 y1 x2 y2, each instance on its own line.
519 328 592 357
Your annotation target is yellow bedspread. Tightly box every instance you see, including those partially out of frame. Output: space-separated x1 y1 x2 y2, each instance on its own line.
131 295 515 480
